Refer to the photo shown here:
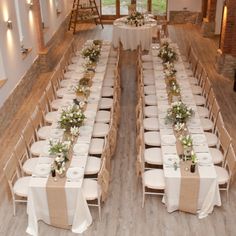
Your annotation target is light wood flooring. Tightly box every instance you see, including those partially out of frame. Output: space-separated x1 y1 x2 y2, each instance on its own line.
1 23 236 236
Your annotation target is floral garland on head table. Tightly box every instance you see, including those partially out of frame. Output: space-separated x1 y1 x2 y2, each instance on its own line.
125 11 145 27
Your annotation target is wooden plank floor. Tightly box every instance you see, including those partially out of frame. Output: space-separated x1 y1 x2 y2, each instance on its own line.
1 24 236 236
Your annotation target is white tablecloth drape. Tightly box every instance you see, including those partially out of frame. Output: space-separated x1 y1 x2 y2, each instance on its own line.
112 17 156 51
150 43 221 218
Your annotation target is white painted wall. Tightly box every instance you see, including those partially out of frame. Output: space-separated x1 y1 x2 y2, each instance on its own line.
0 0 73 108
215 0 224 35
167 0 202 21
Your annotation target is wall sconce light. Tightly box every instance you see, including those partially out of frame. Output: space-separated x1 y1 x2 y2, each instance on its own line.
6 19 13 30
27 0 34 10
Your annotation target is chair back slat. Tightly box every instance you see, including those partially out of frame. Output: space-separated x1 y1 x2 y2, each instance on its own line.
3 153 19 184
226 145 236 178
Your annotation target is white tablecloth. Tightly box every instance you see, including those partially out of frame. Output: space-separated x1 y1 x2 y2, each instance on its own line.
112 17 156 51
150 43 221 218
26 42 111 235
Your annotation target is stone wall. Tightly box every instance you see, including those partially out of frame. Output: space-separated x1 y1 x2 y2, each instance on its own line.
169 11 202 25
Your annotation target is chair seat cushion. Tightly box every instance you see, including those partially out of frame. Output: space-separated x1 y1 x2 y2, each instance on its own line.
85 156 101 175
142 55 152 62
144 106 158 117
197 106 209 118
89 138 105 155
144 148 163 165
93 123 109 137
144 131 161 146
209 148 224 165
44 111 60 124
145 95 157 106
96 110 110 123
144 85 156 95
82 179 99 200
99 98 113 110
191 85 202 95
205 132 218 147
143 62 153 70
143 76 155 86
215 166 229 185
144 169 165 189
102 86 114 97
103 78 114 87
189 77 198 85
143 118 159 131
194 95 206 106
143 70 154 77
30 140 50 156
13 176 31 197
23 158 39 175
201 118 214 131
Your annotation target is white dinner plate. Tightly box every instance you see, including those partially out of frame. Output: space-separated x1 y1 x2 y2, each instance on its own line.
196 153 212 164
34 164 51 177
164 154 180 165
66 167 84 180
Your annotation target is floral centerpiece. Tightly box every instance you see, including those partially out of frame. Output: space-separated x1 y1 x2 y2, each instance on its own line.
81 44 101 63
58 105 85 132
79 76 92 87
93 39 103 47
168 79 181 97
165 101 194 125
74 84 90 98
164 62 177 78
179 134 193 157
49 140 71 176
125 11 144 26
158 41 178 63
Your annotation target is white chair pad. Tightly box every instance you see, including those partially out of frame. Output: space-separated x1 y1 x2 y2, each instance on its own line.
200 118 214 131
185 69 193 76
215 166 229 185
144 148 163 165
93 123 109 137
191 85 202 95
109 50 118 57
89 138 104 155
209 148 224 165
145 95 157 106
144 85 156 95
96 110 110 123
82 179 99 200
142 55 152 62
194 95 206 106
144 169 165 189
144 131 161 146
107 57 117 64
102 86 114 97
30 140 50 156
51 99 73 110
143 70 154 77
143 118 159 131
143 62 153 70
103 78 115 87
99 98 113 110
143 76 155 86
189 77 198 85
197 106 209 118
37 126 64 140
85 156 101 175
205 132 218 147
144 106 158 117
23 158 39 175
44 111 60 124
13 176 31 197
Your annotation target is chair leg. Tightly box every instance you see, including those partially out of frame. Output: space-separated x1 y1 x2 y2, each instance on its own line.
98 200 101 221
142 192 145 208
13 201 16 216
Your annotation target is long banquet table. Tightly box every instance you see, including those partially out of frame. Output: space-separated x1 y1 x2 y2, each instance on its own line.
149 42 221 218
26 40 112 235
112 16 156 51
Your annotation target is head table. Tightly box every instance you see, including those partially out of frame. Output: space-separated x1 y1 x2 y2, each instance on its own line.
112 16 156 51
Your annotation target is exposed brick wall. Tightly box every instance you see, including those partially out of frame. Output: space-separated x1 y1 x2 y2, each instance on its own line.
207 0 217 22
169 11 202 25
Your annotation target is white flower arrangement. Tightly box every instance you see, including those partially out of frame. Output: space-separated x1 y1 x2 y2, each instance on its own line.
158 41 178 63
125 11 144 26
165 101 194 124
174 122 186 132
74 84 90 97
179 134 193 148
81 44 101 63
58 105 85 131
70 126 80 137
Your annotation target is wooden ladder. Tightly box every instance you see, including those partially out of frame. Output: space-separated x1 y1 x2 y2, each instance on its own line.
68 0 104 34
